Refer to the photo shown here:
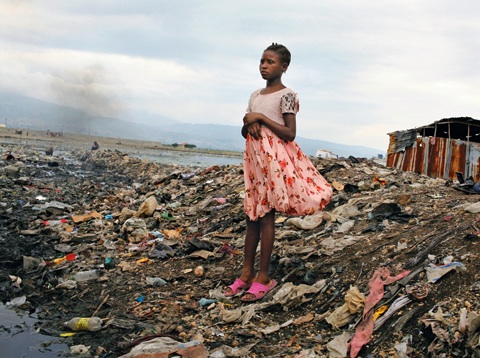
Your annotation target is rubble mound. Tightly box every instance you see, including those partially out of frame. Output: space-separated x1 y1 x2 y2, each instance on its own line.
1 144 479 357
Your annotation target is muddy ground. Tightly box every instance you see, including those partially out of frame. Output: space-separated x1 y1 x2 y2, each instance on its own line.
1 130 480 357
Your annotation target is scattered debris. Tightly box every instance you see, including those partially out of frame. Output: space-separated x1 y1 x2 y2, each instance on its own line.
1 141 480 357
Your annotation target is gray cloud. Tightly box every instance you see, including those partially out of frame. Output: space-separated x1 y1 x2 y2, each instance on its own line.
1 0 479 150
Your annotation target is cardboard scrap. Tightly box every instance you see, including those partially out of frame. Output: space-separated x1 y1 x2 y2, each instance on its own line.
188 250 214 259
71 211 102 223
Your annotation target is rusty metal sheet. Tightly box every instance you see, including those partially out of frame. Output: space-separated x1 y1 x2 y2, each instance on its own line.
414 138 426 174
426 137 447 178
386 133 397 167
448 140 466 179
468 143 480 181
386 135 480 180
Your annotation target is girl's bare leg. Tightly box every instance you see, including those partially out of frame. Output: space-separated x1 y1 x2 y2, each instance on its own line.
241 210 276 300
255 209 275 284
224 215 260 295
238 216 260 283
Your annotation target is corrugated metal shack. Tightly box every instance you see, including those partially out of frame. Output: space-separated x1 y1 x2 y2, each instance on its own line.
386 117 480 181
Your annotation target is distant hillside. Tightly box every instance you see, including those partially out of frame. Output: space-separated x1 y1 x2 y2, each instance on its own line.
0 92 384 158
155 123 384 158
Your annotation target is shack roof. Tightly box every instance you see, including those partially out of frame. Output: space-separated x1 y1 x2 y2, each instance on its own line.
388 116 480 143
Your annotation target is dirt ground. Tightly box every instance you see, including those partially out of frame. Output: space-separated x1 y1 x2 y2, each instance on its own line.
1 129 480 357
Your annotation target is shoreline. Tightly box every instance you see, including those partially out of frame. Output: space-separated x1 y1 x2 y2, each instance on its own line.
0 127 244 167
0 127 243 157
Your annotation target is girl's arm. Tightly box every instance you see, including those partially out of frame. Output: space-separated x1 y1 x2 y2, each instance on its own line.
243 112 296 142
242 122 262 139
242 124 248 138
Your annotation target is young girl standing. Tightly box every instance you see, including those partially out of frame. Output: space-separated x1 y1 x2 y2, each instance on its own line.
225 43 333 302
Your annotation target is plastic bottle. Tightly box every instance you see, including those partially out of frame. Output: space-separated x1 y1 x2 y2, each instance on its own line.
74 270 100 282
64 317 103 331
46 253 77 266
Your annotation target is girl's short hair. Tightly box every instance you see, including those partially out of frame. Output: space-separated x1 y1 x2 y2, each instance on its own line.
265 43 291 66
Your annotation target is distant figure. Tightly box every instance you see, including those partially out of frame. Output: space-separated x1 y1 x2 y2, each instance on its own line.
45 146 54 156
5 151 14 160
91 141 99 150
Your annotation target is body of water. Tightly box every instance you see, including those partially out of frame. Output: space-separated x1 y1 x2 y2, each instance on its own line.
131 149 243 167
1 137 244 167
0 303 68 357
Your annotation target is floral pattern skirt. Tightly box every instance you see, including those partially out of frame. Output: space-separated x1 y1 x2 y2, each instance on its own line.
243 128 333 221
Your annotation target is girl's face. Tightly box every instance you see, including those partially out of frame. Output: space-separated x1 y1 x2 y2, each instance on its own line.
259 50 287 80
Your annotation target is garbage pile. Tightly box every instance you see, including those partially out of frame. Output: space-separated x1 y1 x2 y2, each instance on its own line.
1 143 479 357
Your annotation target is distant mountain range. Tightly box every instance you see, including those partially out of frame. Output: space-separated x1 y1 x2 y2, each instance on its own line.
0 92 385 158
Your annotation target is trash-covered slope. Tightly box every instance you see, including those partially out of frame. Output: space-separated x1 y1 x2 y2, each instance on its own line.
1 144 479 357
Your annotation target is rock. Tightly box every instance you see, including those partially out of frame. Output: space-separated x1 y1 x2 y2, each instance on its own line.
136 195 158 218
194 265 205 277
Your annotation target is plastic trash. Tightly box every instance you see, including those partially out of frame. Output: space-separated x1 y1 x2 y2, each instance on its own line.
149 230 164 239
46 253 76 266
161 211 175 220
199 298 217 306
9 275 22 288
286 213 324 230
118 337 207 358
70 345 91 355
64 317 103 331
43 219 68 227
426 262 466 283
369 203 413 223
74 269 101 282
104 257 116 270
6 295 27 307
146 277 167 286
148 242 175 259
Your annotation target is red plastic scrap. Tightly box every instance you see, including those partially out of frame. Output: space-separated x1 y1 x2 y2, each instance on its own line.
348 267 411 357
200 165 220 176
218 242 237 255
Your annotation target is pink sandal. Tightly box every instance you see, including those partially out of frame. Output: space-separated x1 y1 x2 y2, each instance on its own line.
241 280 277 302
224 278 251 297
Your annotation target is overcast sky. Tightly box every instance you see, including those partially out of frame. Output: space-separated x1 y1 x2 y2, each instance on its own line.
1 1 479 151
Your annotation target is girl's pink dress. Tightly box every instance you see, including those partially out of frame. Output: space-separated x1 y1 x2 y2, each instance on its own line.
243 87 333 221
